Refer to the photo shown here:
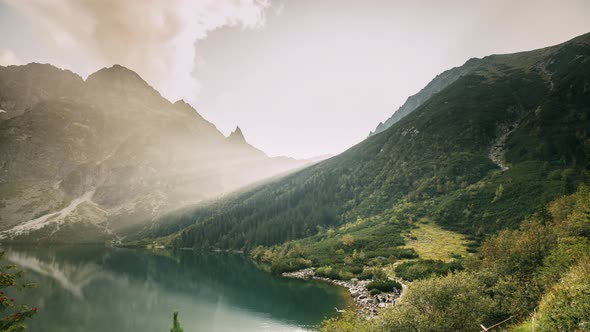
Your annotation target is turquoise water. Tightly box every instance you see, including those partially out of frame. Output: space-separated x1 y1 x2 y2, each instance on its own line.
3 246 348 332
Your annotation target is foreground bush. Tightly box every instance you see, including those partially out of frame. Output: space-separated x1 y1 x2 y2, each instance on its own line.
377 272 494 332
537 257 590 332
322 272 494 332
320 312 375 332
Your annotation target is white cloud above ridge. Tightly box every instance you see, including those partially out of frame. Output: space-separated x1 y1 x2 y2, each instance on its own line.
2 0 270 103
0 49 22 66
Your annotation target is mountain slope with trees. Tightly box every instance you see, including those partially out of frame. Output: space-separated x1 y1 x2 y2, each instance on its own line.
370 57 482 136
142 33 590 260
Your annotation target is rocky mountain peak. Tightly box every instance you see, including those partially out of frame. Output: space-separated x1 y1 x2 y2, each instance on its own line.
0 63 85 117
87 64 144 83
87 65 138 83
85 65 166 105
18 63 83 81
228 126 246 143
173 99 204 119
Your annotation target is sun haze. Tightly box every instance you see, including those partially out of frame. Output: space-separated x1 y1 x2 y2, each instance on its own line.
1 0 589 158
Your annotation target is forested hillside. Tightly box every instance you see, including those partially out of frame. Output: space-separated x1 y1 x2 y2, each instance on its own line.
141 33 590 257
370 56 481 136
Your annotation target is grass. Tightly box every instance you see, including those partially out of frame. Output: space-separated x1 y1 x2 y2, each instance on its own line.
401 220 468 261
509 320 534 332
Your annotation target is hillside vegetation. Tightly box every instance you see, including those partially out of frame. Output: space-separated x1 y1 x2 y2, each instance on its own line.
136 35 590 331
321 184 590 331
142 33 589 269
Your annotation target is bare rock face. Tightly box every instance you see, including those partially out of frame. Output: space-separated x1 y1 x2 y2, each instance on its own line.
0 63 307 243
228 126 246 143
0 63 84 119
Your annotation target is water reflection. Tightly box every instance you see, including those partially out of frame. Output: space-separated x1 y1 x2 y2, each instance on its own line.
3 246 347 332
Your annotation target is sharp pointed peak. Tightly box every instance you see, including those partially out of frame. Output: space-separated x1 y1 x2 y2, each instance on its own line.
174 99 190 106
173 99 196 111
228 126 246 143
173 99 206 119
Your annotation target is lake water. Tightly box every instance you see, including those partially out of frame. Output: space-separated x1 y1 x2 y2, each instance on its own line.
2 246 349 332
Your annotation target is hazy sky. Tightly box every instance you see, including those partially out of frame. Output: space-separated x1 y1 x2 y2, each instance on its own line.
1 0 590 158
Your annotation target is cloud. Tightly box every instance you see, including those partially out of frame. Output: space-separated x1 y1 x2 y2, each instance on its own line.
0 49 22 66
3 0 269 102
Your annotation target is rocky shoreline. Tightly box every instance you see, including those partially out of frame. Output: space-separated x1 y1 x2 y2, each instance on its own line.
282 268 402 318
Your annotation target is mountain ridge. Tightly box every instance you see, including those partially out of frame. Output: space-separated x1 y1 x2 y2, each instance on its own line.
370 32 590 136
141 32 590 263
0 63 309 243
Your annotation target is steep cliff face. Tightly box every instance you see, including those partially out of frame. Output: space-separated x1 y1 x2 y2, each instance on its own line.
0 63 307 242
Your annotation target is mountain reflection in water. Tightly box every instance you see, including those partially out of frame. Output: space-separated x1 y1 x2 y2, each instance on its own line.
3 246 348 332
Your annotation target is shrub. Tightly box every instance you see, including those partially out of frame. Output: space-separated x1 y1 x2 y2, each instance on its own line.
320 312 376 332
367 279 402 293
316 266 337 279
358 267 387 280
537 257 590 332
477 219 557 278
391 248 419 259
369 289 382 296
536 236 590 285
348 265 364 275
394 259 462 281
375 272 494 332
270 257 311 275
315 266 356 280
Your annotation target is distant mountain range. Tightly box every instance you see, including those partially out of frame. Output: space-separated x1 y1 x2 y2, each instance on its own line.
0 63 310 242
142 32 590 254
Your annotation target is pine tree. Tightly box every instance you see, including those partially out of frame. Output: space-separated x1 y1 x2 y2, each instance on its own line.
170 312 184 332
0 252 38 332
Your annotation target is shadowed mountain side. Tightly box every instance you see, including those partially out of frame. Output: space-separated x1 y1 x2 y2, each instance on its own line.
0 64 310 242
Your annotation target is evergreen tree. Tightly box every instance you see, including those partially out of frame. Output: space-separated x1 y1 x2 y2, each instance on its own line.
169 312 183 332
0 252 37 332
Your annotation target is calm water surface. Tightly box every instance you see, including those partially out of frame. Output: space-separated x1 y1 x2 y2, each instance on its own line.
3 246 349 332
